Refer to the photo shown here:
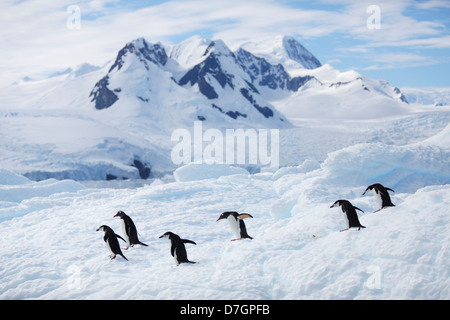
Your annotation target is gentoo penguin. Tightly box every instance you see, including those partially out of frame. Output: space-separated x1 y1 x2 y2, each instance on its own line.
96 225 128 261
330 200 366 232
217 211 253 241
159 232 196 266
113 210 148 249
363 183 395 212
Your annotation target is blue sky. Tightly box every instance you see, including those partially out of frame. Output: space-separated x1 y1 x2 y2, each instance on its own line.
0 0 449 88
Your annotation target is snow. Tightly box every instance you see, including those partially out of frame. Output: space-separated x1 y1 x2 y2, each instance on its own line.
167 35 212 69
402 87 450 107
0 36 421 180
0 35 449 300
173 163 249 182
240 35 321 70
0 113 449 299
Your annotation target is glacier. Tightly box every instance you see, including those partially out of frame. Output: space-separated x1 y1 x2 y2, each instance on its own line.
0 34 417 181
0 34 449 300
0 116 449 299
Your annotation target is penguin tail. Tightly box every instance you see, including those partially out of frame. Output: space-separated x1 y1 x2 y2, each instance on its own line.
138 241 148 246
121 254 129 261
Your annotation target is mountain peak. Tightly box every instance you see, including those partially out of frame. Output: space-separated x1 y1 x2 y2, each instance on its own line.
108 38 168 73
204 39 233 56
169 35 212 69
240 35 321 70
281 36 321 69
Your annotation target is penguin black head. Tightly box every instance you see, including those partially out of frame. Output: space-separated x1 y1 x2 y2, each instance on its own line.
114 210 126 218
362 183 395 195
330 200 346 209
96 225 110 232
159 231 175 239
216 211 237 221
330 200 364 213
216 211 253 221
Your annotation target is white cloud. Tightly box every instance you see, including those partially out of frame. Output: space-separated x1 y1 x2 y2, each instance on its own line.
415 0 450 9
0 0 448 86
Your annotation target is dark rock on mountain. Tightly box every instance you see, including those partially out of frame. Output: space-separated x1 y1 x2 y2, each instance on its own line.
89 76 119 110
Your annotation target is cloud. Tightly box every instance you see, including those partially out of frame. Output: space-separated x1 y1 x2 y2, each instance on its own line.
0 0 448 86
356 52 437 71
414 0 450 9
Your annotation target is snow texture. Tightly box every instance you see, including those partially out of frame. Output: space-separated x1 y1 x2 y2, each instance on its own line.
0 35 416 181
0 35 449 300
0 115 449 299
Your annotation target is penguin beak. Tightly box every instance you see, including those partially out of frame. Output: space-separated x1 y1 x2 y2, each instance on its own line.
216 217 222 222
113 213 118 217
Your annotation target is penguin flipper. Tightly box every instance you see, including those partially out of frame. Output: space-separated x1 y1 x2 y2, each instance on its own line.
354 206 365 213
116 234 127 243
182 239 196 245
238 213 253 219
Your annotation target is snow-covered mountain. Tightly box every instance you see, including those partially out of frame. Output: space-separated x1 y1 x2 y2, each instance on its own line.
240 35 322 71
0 34 428 181
0 117 449 299
402 87 450 107
1 35 449 301
89 37 290 127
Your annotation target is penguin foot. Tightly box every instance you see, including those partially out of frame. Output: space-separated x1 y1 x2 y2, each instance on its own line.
339 228 349 232
109 254 116 259
231 238 242 241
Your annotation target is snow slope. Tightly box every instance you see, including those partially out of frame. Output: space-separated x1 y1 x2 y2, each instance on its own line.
402 87 450 107
240 35 321 71
0 114 449 299
0 35 417 181
0 34 449 300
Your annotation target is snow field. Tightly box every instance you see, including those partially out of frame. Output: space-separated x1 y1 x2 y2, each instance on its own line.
0 130 449 299
1 33 449 301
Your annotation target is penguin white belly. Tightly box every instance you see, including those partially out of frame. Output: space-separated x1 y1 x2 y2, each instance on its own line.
105 239 115 257
374 189 382 209
341 209 349 229
121 220 130 245
227 216 241 239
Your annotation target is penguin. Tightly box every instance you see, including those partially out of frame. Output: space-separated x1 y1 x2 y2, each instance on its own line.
330 200 366 232
363 183 395 212
113 210 148 249
159 231 196 266
96 225 128 261
216 211 253 241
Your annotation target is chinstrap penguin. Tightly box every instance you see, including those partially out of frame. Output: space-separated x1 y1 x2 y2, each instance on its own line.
96 225 128 261
114 210 148 249
330 200 366 232
363 183 395 212
217 211 253 241
159 231 196 266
